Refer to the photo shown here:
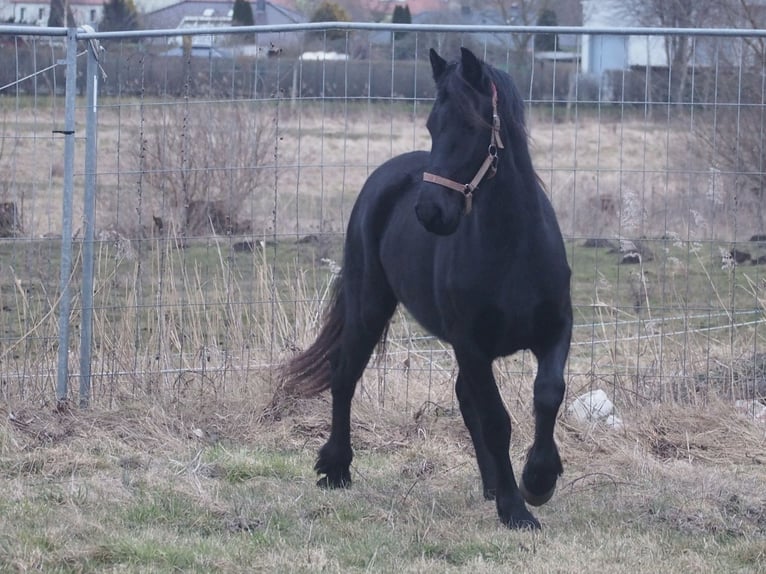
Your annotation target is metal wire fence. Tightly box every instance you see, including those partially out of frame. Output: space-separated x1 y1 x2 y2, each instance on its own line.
1 23 765 415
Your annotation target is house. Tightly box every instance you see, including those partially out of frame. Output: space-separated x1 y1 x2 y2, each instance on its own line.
142 0 303 30
362 0 459 21
134 0 300 17
365 1 581 52
582 0 766 75
0 0 301 34
141 0 305 51
2 0 103 26
581 1 668 76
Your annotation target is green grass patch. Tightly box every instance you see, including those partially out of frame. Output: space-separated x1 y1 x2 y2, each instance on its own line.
120 488 222 536
204 446 309 483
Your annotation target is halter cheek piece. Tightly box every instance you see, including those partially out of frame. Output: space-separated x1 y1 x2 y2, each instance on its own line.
422 82 505 215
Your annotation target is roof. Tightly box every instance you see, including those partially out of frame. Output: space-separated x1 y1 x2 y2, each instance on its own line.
411 7 505 28
363 0 455 19
142 0 304 30
8 0 104 5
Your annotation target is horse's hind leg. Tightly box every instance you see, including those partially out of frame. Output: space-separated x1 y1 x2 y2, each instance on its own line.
520 327 571 507
455 372 497 500
315 280 396 489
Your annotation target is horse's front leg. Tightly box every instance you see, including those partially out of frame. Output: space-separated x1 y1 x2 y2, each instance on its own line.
455 347 540 529
455 371 498 500
520 324 571 506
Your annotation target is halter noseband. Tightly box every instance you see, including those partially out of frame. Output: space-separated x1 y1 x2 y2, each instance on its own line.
422 82 505 215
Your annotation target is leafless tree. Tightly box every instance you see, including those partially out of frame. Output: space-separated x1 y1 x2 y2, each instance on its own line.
686 1 766 230
464 0 554 57
613 0 727 102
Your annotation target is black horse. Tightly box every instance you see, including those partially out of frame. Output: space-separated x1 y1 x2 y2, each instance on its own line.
281 47 572 529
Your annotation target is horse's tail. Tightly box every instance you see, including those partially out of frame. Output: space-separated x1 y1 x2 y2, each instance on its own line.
277 276 345 399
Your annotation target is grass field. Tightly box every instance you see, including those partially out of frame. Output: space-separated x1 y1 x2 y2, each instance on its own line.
1 95 766 571
1 396 764 573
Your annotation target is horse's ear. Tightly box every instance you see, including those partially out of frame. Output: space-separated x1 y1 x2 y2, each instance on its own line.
429 48 447 81
460 47 484 88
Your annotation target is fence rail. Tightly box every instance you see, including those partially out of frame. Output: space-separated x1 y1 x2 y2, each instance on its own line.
1 23 765 412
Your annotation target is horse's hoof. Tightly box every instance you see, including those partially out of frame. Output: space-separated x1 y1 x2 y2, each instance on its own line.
506 515 541 530
501 508 541 530
497 493 542 530
316 474 351 489
518 476 555 507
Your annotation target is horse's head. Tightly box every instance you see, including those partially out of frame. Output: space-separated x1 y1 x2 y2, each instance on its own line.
415 47 502 236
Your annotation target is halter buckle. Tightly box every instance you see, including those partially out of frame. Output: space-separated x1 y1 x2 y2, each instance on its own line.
488 144 499 177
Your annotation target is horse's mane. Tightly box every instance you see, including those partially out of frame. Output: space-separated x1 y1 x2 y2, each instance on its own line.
484 65 530 145
438 58 529 143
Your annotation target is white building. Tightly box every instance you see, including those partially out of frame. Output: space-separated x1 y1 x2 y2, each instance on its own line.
1 0 301 29
582 0 766 75
2 0 104 25
581 1 668 75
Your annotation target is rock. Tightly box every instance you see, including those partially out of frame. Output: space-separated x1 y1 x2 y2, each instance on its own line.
734 400 766 421
610 238 654 262
605 414 624 430
730 249 751 264
568 389 614 423
620 252 641 265
297 234 320 245
619 239 637 253
233 240 265 253
582 238 616 249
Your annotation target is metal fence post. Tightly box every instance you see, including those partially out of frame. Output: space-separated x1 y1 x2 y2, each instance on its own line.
55 27 78 406
79 34 100 409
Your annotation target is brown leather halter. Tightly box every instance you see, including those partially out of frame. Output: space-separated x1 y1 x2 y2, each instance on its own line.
422 82 505 215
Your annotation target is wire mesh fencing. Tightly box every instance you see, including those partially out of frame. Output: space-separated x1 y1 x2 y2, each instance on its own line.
1 23 765 417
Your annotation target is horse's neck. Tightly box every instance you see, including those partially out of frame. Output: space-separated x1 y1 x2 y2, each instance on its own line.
476 168 536 243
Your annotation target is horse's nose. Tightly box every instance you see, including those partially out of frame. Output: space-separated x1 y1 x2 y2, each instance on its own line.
415 200 440 230
415 198 459 236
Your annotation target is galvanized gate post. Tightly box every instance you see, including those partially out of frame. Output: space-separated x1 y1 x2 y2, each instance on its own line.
55 27 78 406
79 33 101 409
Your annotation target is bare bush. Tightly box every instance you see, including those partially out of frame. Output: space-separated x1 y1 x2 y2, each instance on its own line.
130 101 278 238
692 70 766 236
0 202 22 237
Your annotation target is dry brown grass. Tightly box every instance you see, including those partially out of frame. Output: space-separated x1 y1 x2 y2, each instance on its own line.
2 92 766 572
1 394 764 572
4 99 757 242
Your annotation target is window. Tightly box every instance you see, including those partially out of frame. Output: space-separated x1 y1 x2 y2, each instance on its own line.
38 7 45 20
90 9 96 21
19 7 26 22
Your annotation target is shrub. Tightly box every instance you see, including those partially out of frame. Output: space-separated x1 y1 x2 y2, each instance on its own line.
100 0 140 32
534 9 558 52
125 102 278 238
232 0 254 26
309 1 350 42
